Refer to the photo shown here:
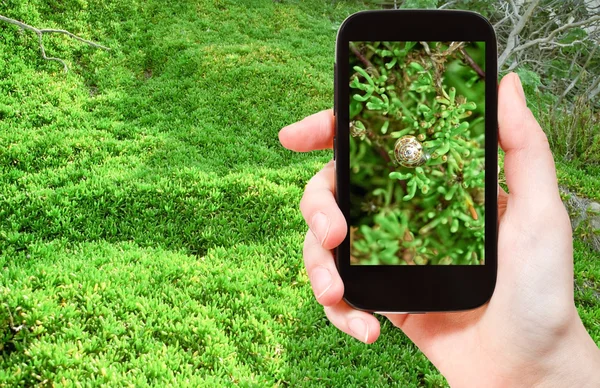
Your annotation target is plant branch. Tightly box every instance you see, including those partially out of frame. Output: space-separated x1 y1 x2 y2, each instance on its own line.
554 44 599 109
539 40 586 49
459 47 485 80
438 1 457 10
365 131 394 171
0 14 110 73
349 42 375 71
498 0 542 69
511 15 600 54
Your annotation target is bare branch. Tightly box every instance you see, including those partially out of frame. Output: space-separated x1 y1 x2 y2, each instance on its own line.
587 76 600 101
567 51 582 75
493 14 511 29
438 1 458 10
508 0 520 16
498 0 542 69
37 31 68 72
529 16 561 39
539 39 586 49
0 14 110 73
506 59 519 72
459 47 485 80
511 15 600 54
420 41 431 56
349 42 375 72
37 28 110 50
554 44 599 109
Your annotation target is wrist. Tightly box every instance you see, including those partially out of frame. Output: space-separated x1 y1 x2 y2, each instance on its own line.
530 317 600 387
494 313 600 388
475 312 600 388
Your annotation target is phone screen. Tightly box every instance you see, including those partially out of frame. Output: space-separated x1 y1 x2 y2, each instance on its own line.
349 41 486 266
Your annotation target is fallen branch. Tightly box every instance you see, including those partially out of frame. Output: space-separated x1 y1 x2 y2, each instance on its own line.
0 14 110 73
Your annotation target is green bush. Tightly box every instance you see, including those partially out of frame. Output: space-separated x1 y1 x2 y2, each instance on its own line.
534 96 600 165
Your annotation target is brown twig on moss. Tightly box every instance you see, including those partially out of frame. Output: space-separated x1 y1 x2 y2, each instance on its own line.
0 14 110 73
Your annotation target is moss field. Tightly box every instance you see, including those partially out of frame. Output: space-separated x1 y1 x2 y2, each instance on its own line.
0 0 598 386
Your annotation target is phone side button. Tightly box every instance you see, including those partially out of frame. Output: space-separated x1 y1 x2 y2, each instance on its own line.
333 62 337 116
333 136 336 160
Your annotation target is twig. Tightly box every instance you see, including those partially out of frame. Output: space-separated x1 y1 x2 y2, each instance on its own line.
511 15 600 55
3 304 26 333
438 1 457 10
539 40 586 49
498 0 541 69
0 14 110 73
459 47 485 80
553 44 599 109
349 42 375 71
364 128 394 171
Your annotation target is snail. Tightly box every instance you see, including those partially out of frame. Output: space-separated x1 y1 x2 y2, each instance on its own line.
394 135 429 168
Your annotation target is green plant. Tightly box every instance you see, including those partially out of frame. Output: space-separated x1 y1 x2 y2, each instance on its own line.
0 1 451 386
349 41 486 265
534 96 600 165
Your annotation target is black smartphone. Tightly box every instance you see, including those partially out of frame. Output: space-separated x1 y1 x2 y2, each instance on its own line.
334 10 497 312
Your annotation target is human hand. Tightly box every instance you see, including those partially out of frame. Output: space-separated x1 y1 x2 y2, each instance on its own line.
279 73 600 387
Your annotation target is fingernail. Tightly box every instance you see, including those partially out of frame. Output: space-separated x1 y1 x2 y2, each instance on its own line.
310 266 332 300
348 317 369 343
513 74 526 103
310 212 330 246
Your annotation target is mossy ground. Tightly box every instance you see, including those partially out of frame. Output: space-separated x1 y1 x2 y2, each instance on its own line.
0 0 598 386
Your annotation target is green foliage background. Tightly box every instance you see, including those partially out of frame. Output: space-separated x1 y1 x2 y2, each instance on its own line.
0 0 598 386
349 41 485 265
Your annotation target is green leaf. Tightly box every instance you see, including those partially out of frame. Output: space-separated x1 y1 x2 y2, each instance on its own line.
381 120 390 134
353 66 375 87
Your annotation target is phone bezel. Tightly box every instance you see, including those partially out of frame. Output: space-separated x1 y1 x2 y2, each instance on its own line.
334 10 498 312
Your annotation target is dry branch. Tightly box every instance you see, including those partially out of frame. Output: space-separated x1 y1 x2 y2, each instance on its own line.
0 14 110 73
498 0 542 69
511 15 600 54
554 44 599 109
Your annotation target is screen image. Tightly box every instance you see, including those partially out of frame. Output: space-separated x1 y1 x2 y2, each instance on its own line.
349 41 486 265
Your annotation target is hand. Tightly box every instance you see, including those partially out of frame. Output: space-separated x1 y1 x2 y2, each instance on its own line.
279 73 600 387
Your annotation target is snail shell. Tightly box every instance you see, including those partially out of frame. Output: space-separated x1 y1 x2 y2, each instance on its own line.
394 135 428 168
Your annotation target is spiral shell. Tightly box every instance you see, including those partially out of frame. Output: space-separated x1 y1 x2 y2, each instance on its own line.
394 135 428 168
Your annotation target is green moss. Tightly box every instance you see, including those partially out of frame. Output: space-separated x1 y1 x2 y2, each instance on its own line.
0 0 449 386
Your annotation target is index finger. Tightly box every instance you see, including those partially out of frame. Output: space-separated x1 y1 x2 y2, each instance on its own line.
278 109 335 152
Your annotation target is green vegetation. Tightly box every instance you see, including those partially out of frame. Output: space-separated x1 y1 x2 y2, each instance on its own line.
349 41 485 265
0 0 446 386
0 0 598 386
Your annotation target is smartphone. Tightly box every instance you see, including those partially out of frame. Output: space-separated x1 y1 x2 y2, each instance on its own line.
334 10 497 312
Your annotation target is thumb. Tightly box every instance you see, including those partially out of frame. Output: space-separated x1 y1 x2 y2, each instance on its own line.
498 73 561 207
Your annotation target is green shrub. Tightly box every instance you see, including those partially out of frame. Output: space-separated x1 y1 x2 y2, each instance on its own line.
534 96 600 165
